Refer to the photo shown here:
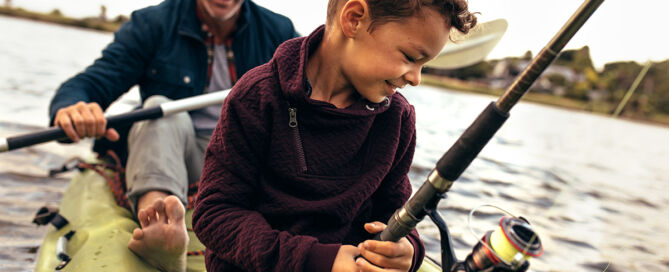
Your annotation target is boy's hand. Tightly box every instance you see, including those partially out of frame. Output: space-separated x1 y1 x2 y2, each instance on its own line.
54 101 119 142
332 245 361 272
356 222 414 272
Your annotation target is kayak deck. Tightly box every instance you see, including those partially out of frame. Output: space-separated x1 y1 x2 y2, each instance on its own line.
34 168 206 272
34 168 441 271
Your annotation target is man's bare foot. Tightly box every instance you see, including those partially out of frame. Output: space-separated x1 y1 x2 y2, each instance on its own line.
128 196 189 272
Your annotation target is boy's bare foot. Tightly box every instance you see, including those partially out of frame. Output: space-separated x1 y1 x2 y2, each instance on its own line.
128 196 189 272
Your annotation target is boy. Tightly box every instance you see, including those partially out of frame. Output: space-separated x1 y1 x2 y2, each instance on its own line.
193 0 477 271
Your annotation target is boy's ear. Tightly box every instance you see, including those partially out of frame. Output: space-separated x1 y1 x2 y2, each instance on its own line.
339 0 369 38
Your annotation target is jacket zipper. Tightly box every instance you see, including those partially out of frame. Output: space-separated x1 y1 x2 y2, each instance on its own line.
289 107 308 173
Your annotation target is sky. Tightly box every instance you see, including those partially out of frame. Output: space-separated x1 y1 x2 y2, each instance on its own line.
10 0 669 70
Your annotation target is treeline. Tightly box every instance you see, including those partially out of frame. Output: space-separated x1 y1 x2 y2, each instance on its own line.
0 6 127 32
424 46 669 124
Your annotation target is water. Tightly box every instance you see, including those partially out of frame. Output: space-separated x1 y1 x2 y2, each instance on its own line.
1 15 668 271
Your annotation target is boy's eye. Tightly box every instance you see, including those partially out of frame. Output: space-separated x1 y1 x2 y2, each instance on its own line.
403 53 416 63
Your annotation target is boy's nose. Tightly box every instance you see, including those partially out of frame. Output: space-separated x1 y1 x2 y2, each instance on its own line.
404 67 421 86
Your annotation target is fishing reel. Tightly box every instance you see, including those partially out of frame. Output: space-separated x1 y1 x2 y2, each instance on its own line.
427 203 543 272
459 217 542 271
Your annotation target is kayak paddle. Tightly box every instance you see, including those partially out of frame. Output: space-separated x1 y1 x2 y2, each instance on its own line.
0 89 231 153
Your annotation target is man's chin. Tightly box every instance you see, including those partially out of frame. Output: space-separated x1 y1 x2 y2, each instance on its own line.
208 9 236 21
205 0 242 22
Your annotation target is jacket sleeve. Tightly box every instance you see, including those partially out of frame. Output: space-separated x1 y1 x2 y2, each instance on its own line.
369 105 425 272
48 9 159 124
192 88 336 272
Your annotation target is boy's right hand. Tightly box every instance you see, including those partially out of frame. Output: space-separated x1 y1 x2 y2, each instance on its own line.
332 245 361 272
54 101 119 142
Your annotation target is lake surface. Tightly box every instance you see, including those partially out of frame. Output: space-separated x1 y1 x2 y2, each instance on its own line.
1 15 668 271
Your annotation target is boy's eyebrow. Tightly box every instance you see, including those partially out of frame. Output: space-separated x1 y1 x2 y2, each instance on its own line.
407 41 431 60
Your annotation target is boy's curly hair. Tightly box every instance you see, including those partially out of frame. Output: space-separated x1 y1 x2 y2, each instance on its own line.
327 0 478 35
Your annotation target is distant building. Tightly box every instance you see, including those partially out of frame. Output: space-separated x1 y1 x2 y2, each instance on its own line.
487 59 585 96
5 0 11 8
586 88 610 102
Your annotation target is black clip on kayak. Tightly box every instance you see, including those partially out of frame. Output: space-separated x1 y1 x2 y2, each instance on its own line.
375 0 605 271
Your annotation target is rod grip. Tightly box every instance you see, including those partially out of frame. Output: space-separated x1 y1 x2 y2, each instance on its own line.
436 102 509 182
377 181 442 242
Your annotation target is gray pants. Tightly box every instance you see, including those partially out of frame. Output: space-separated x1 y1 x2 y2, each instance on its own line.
125 95 210 214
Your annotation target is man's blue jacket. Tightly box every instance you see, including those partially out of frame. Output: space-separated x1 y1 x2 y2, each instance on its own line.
49 0 298 123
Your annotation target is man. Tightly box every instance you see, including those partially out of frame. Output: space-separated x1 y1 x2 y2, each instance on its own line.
48 0 297 270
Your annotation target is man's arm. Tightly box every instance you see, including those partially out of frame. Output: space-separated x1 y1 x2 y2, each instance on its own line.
49 8 160 125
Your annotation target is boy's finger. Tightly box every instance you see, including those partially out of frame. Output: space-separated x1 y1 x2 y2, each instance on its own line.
359 242 407 269
355 255 386 272
361 240 403 257
364 221 386 233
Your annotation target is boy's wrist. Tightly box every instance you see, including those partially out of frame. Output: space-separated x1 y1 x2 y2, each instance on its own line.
405 234 424 272
304 243 341 272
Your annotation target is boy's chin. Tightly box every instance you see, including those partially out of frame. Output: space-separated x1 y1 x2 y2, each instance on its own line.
366 95 388 104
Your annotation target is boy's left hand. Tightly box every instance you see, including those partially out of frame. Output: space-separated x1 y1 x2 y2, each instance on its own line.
356 221 414 272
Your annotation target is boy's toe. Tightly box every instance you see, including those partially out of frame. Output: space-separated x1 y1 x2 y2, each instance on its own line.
164 196 185 222
153 198 167 223
138 209 150 228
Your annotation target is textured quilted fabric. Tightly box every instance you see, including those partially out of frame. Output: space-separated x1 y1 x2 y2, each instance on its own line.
193 25 424 272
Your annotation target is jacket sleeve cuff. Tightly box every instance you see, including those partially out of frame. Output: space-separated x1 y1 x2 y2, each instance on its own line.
406 232 425 272
304 243 341 272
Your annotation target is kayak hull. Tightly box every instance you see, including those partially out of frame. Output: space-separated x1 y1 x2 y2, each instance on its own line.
34 169 206 272
34 168 441 271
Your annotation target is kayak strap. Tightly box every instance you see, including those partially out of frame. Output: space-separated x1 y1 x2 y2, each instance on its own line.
77 150 132 210
77 150 200 210
33 206 69 230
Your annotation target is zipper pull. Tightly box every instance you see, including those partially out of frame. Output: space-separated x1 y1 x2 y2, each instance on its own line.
288 108 298 128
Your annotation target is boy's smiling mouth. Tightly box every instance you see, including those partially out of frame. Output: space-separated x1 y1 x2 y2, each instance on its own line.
385 81 403 95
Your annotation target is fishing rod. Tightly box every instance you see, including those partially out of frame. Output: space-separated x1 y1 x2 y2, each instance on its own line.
377 0 605 271
0 89 231 153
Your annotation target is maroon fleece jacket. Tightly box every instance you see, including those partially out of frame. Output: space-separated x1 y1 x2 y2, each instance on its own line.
193 26 425 272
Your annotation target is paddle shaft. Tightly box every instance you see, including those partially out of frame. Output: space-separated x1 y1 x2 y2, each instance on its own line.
0 89 230 152
378 0 605 245
612 60 652 117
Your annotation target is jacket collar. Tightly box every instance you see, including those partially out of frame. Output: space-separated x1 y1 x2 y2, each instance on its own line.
274 25 394 116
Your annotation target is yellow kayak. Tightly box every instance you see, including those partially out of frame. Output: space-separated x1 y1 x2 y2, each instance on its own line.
34 168 441 271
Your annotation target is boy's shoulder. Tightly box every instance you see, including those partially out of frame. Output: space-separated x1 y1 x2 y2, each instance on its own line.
388 92 415 119
228 35 307 104
226 62 280 105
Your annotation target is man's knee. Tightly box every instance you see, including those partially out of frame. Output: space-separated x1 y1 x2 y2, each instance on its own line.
129 95 193 143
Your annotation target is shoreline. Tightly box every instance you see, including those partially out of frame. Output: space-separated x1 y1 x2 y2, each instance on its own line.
0 6 121 32
421 74 669 128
